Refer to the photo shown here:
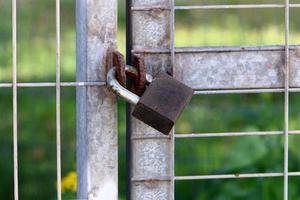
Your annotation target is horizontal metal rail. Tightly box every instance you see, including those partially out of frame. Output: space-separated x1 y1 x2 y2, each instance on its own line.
175 130 300 138
194 88 300 95
174 172 300 181
3 82 300 96
131 4 300 11
131 134 170 140
0 81 105 88
132 176 171 182
132 45 300 54
132 172 300 182
2 83 300 95
175 4 300 10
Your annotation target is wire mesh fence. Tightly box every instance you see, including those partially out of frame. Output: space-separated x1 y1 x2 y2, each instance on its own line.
3 0 300 199
130 1 300 199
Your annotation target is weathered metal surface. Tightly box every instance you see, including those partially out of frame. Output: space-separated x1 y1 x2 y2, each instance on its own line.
175 47 300 89
132 10 170 49
144 54 172 76
132 0 170 7
132 181 170 200
134 46 300 90
112 50 126 86
132 54 147 96
132 72 194 135
131 127 171 200
76 0 118 199
131 0 172 198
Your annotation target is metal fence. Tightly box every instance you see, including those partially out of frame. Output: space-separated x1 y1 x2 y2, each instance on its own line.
5 0 116 200
128 1 300 200
4 0 300 199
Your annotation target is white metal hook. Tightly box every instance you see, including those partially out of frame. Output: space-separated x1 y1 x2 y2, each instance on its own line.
107 66 153 104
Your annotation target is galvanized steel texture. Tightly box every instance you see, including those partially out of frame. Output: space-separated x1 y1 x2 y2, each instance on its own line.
130 1 299 200
76 0 118 199
131 0 173 199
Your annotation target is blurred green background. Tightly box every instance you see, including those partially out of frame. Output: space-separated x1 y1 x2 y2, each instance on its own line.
1 0 300 199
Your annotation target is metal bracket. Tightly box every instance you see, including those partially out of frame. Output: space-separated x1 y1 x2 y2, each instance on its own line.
108 50 152 96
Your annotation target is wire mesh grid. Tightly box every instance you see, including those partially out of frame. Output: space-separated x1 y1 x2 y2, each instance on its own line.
7 0 300 199
130 1 300 200
171 1 295 200
11 0 59 199
7 0 115 198
8 0 108 199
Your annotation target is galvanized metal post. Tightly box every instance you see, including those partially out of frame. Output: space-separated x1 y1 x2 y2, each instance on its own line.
129 0 173 199
76 0 118 199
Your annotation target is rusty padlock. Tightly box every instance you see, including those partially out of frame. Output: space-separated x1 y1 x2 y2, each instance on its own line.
107 51 194 135
132 71 194 134
107 65 194 135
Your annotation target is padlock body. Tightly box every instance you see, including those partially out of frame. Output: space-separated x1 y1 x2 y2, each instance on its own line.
132 72 194 135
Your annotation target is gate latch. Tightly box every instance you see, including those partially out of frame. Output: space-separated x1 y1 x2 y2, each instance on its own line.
107 50 194 135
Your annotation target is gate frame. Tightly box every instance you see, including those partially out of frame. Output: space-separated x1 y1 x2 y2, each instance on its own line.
127 0 174 199
76 0 295 199
76 0 118 199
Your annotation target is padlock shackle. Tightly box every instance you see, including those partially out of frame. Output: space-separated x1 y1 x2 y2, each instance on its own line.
107 67 140 105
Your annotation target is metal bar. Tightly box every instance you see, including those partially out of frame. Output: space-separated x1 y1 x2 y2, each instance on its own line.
175 130 300 138
0 82 106 88
170 0 175 199
132 45 300 54
131 134 170 140
4 83 300 93
283 0 290 199
130 1 172 199
132 171 300 182
131 4 300 11
175 50 300 89
175 172 300 181
195 88 284 94
125 0 133 199
131 5 170 11
12 0 18 199
76 0 118 199
291 4 300 8
55 0 61 199
194 88 300 95
135 47 300 91
175 4 300 10
132 176 171 182
174 45 300 53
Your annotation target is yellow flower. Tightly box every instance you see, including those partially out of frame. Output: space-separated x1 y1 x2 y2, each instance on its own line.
61 171 77 192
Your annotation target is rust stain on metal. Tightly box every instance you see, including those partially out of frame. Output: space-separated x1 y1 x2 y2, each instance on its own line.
133 54 147 96
107 50 127 87
113 51 126 86
107 51 147 95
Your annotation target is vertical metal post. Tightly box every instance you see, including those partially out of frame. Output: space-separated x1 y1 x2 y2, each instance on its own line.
76 0 118 199
129 0 173 199
55 0 62 199
170 0 175 199
12 0 18 199
126 0 133 199
283 1 290 200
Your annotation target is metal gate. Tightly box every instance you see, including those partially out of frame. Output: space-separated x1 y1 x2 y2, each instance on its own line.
7 0 298 199
126 1 300 200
